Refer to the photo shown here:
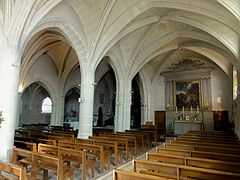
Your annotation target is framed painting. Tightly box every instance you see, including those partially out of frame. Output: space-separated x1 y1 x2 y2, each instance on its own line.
173 79 201 109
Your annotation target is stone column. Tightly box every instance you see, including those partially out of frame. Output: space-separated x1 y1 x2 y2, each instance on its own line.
141 94 148 125
51 91 65 126
237 71 240 98
165 81 170 108
201 78 206 109
169 81 173 108
207 77 212 109
114 79 132 132
77 71 95 139
0 46 20 161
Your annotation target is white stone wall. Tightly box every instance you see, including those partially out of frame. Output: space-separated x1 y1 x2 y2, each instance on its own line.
64 67 81 95
211 68 232 111
24 54 58 94
20 91 51 126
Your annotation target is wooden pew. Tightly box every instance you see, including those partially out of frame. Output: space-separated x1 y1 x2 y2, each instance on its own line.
12 148 34 168
35 138 57 146
98 134 137 158
59 147 95 180
75 138 118 166
90 139 119 166
146 152 240 173
90 137 123 164
126 130 153 148
91 136 129 161
171 138 240 149
177 136 240 145
115 132 144 153
180 135 239 142
12 147 73 179
31 150 74 180
58 140 106 173
0 160 28 180
113 169 171 180
133 159 240 180
179 134 240 143
163 143 240 155
14 140 37 152
157 147 240 162
186 132 237 139
187 130 236 137
38 143 96 179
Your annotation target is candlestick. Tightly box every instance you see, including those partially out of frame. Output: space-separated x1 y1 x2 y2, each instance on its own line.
176 106 178 113
197 106 199 113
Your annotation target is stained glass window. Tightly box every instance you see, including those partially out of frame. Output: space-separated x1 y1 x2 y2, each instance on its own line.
41 97 52 113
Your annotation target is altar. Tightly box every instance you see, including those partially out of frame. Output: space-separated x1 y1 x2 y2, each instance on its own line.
173 120 203 134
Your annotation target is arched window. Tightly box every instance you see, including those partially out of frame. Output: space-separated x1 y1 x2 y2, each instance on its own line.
41 97 52 113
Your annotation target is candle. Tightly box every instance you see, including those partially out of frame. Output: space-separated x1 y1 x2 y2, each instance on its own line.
190 106 192 113
176 106 178 113
197 106 199 113
182 106 184 113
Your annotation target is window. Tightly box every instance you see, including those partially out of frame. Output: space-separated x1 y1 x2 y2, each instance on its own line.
41 97 52 113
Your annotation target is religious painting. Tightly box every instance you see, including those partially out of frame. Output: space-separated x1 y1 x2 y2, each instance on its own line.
174 79 201 109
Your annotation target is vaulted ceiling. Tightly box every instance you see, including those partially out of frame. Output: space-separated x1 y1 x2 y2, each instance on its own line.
18 0 240 85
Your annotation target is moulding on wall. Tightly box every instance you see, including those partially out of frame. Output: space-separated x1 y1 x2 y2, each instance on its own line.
161 67 214 81
161 58 214 81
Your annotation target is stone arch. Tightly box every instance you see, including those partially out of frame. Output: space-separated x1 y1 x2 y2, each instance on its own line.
20 18 87 75
94 56 117 127
19 80 55 125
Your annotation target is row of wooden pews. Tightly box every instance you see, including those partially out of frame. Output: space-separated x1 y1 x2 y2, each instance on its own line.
114 130 240 180
8 125 159 179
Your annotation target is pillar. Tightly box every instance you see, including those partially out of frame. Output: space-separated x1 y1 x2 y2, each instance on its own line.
114 79 132 132
0 46 20 161
77 71 95 139
51 91 65 126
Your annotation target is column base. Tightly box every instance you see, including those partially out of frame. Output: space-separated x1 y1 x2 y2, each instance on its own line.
77 132 91 139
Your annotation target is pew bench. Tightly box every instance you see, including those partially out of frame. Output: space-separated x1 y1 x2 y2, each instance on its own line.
58 140 106 173
89 137 121 165
113 169 172 180
0 160 28 180
133 159 240 180
31 150 74 180
98 134 137 158
171 138 240 149
146 152 240 173
38 143 96 180
163 143 240 155
90 136 130 161
157 147 240 162
14 141 37 152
